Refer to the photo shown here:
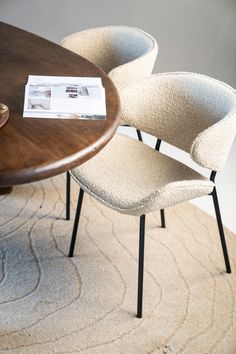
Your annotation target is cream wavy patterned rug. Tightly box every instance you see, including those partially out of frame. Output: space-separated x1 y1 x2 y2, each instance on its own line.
0 175 236 354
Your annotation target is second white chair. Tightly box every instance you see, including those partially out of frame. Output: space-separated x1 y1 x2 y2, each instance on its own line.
61 26 158 89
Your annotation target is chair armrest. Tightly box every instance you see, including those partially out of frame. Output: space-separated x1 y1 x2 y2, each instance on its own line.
190 110 236 170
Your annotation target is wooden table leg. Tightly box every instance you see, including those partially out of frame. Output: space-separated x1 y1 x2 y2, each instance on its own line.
0 187 13 195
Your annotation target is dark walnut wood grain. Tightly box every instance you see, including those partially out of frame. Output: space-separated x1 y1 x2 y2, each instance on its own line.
0 22 120 190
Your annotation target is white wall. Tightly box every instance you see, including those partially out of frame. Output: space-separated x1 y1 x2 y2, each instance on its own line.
1 0 236 233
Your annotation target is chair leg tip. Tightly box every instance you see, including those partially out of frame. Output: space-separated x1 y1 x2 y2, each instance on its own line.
136 313 142 319
68 252 74 257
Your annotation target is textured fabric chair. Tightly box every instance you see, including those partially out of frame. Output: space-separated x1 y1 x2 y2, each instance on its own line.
68 72 236 318
61 26 158 90
61 26 158 221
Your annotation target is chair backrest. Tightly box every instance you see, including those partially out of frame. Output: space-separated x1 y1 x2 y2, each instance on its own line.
61 26 158 89
119 72 236 171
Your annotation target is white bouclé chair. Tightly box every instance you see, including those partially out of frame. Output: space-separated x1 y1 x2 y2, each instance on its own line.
61 26 158 90
61 26 158 220
68 72 236 318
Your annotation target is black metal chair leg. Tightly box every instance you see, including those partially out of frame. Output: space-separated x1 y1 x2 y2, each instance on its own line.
155 138 162 151
160 209 166 228
137 214 146 318
155 140 166 228
69 188 84 257
66 171 71 220
212 188 231 273
136 129 143 142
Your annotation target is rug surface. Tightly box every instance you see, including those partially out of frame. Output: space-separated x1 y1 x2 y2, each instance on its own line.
0 175 236 354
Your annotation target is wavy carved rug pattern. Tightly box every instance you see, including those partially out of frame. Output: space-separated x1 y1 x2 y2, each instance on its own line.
0 175 236 354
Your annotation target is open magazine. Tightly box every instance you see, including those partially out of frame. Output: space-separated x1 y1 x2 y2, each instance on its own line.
23 75 106 119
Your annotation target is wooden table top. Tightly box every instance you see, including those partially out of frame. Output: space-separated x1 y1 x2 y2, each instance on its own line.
0 22 120 188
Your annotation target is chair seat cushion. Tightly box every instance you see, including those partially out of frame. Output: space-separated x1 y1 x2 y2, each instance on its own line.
71 134 214 216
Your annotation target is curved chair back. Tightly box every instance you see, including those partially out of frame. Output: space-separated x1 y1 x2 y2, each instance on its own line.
119 72 236 170
61 26 158 89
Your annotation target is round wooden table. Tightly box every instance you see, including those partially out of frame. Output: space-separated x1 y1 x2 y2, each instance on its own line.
0 22 120 194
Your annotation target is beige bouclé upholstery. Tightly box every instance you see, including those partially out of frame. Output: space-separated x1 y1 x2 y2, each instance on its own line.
70 72 236 217
61 26 158 90
72 134 214 216
119 72 236 170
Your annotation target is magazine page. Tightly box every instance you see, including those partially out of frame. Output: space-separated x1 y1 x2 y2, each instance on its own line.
23 76 106 120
